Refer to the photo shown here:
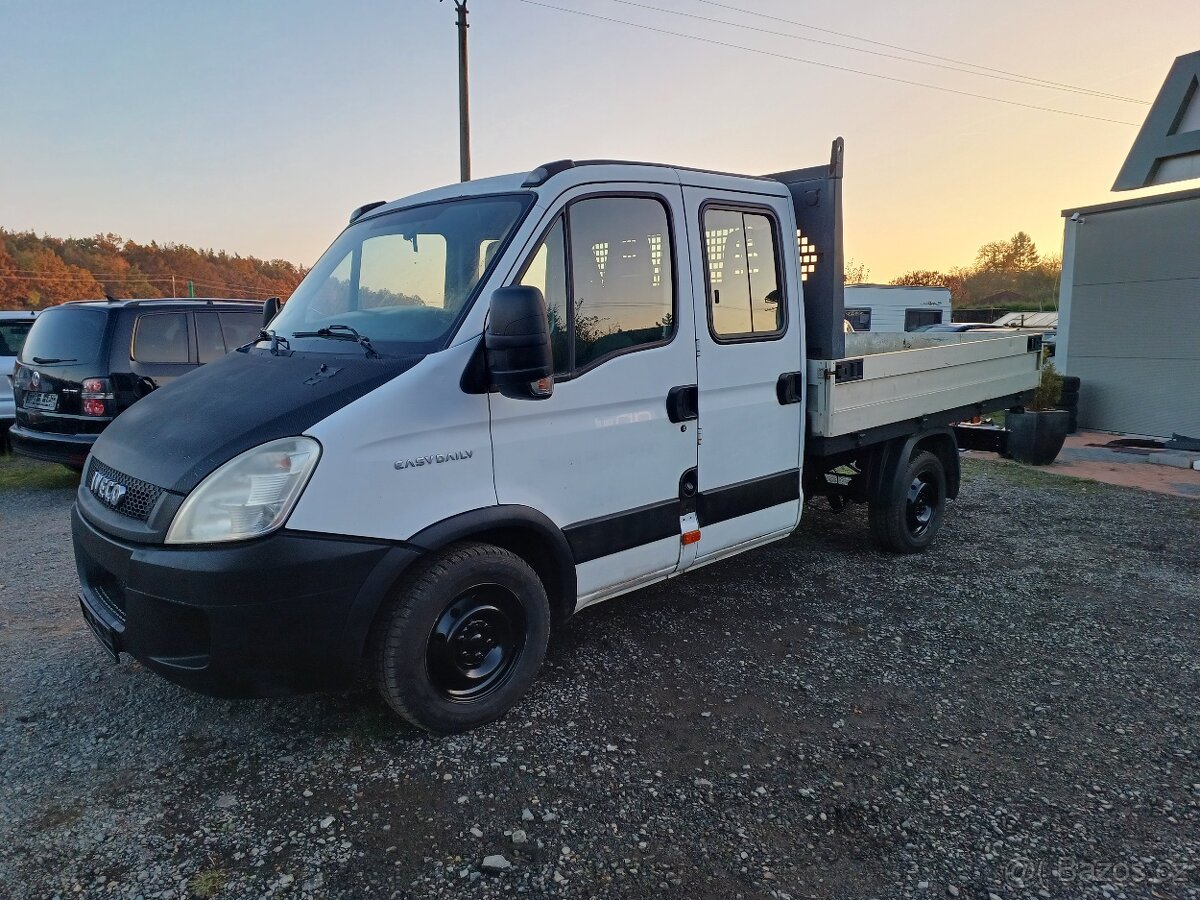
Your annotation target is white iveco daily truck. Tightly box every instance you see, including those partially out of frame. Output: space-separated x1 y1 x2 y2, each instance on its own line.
71 140 1041 732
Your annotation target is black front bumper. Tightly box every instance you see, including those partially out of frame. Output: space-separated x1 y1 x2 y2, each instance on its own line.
71 504 420 697
9 424 96 467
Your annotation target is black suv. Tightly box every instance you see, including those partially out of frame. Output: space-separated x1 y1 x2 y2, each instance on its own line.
10 299 263 468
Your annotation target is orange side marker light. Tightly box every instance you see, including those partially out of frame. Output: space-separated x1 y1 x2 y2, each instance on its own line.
682 530 701 546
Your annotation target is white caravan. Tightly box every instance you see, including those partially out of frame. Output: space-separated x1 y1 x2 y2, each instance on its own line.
844 284 952 332
71 141 1041 732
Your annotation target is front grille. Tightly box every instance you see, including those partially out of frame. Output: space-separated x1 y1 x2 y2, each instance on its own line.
86 458 163 522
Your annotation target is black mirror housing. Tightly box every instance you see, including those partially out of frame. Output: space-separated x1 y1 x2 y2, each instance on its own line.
262 296 281 328
485 286 553 399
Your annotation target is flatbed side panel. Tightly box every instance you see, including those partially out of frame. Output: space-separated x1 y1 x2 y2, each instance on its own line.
807 333 1041 438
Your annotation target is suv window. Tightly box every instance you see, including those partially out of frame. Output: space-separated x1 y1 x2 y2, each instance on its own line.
133 312 191 364
519 196 674 375
18 307 107 366
703 208 785 339
195 312 226 364
219 311 260 350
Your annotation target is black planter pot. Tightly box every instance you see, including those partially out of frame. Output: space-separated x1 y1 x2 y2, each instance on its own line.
1005 409 1070 465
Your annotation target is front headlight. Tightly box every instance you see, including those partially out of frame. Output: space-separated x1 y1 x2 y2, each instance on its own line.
165 436 321 545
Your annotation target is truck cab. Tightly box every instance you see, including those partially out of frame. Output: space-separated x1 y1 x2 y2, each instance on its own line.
72 145 1039 733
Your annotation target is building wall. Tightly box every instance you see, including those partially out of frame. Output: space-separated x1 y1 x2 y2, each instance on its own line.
1060 192 1200 437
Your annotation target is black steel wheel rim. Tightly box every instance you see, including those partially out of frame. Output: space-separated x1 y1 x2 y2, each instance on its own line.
905 472 939 538
426 585 527 702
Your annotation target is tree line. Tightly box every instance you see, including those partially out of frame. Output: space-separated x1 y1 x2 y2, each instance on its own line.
0 229 306 309
888 231 1060 310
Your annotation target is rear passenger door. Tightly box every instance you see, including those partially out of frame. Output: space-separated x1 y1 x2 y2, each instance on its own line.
129 311 195 389
489 187 699 607
683 188 803 565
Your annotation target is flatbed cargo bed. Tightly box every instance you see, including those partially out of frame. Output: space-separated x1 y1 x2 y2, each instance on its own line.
806 331 1041 454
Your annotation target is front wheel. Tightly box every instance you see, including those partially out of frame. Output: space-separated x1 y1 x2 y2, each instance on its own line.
371 542 551 733
868 450 947 554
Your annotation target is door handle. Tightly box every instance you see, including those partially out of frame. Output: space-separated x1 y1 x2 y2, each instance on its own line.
776 372 803 405
666 384 698 423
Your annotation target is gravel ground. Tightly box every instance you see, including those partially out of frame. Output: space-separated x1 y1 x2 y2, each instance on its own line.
0 459 1197 900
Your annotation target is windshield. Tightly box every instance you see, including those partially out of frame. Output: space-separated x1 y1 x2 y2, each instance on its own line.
18 307 108 365
0 319 34 359
271 193 532 355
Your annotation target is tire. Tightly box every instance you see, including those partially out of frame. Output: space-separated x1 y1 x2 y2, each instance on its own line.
1061 375 1081 392
869 450 947 554
372 542 551 734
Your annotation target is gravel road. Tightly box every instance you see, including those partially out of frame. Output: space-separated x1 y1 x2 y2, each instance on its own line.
0 459 1197 900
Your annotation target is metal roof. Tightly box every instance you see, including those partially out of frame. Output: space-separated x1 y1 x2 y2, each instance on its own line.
993 311 1058 328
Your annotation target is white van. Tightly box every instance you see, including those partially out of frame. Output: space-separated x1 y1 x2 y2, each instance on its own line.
72 142 1040 732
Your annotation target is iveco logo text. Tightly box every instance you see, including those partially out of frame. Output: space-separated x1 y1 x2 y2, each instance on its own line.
89 472 128 508
394 450 474 470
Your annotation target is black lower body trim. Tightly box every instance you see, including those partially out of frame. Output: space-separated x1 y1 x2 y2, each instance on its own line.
563 468 801 564
564 499 679 564
697 469 800 526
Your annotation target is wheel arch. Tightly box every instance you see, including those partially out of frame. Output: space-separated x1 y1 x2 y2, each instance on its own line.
864 425 961 504
910 427 961 500
408 505 578 628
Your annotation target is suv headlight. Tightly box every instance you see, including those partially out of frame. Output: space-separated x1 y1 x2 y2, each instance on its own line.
165 437 321 545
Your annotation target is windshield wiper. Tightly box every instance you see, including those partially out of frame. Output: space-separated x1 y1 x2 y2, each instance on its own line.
31 357 77 364
238 329 291 356
292 324 381 359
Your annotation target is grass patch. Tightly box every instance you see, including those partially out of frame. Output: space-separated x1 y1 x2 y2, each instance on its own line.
189 868 226 898
0 453 79 492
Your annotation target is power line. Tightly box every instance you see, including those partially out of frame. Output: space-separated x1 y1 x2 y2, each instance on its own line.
518 0 1141 127
690 0 1148 105
609 0 1148 104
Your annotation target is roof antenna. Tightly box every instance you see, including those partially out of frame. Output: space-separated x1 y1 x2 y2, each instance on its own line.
105 293 117 302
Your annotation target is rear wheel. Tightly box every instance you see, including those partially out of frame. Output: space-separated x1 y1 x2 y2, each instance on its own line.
869 450 947 554
372 542 550 733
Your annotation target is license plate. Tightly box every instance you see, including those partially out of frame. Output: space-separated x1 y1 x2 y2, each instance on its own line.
24 392 58 411
80 598 120 662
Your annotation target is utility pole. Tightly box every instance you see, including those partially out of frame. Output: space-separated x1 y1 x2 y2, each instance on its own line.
447 1 471 182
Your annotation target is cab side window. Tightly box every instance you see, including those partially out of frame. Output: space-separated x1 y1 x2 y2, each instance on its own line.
703 208 785 339
517 217 570 375
516 196 675 376
132 312 191 364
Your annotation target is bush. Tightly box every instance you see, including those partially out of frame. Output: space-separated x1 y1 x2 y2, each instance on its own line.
1031 362 1063 411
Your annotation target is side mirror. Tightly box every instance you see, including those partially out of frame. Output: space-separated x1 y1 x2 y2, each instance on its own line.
485 286 553 400
262 296 281 328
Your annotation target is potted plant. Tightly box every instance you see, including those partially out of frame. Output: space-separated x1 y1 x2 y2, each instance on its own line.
1004 363 1070 465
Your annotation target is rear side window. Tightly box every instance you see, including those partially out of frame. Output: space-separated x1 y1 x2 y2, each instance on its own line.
703 207 785 339
219 311 260 350
18 307 108 366
133 312 191 364
195 312 226 364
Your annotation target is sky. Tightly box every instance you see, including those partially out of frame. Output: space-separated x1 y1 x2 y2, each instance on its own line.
2 0 1198 280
